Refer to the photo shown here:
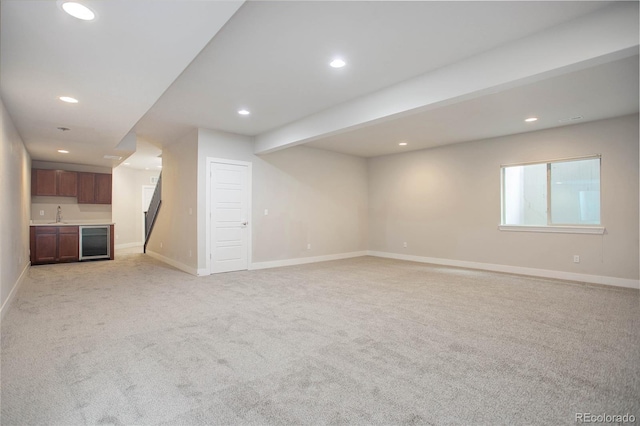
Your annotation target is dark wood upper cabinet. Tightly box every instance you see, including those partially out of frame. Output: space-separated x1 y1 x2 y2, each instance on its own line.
31 169 57 196
94 173 112 204
32 169 78 197
77 172 111 204
77 172 96 203
32 168 111 204
56 170 78 197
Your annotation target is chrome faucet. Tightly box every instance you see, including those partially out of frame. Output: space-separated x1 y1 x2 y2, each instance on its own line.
56 206 62 223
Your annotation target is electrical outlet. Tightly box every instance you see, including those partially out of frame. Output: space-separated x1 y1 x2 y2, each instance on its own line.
403 242 407 248
264 209 269 216
307 243 311 250
160 242 163 248
188 208 192 215
573 255 580 263
189 249 192 257
40 210 44 216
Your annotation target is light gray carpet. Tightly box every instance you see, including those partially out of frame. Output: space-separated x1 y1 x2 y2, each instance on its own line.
1 254 639 425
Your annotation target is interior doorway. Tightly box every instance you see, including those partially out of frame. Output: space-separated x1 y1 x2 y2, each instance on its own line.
206 158 252 274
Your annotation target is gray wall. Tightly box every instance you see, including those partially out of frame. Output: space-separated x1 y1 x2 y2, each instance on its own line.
0 97 31 318
252 144 369 263
146 129 199 270
368 114 639 280
146 114 638 284
147 128 369 274
197 128 369 270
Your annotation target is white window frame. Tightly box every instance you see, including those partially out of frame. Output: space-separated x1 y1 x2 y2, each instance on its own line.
499 155 605 235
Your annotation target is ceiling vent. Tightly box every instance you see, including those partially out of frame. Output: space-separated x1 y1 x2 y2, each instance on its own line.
103 155 123 160
558 115 583 123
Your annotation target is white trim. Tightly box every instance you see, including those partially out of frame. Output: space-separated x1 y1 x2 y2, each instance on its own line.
115 242 143 250
367 251 639 290
500 154 601 168
207 157 252 167
498 225 605 235
251 251 368 270
0 262 30 322
146 250 198 276
206 157 253 275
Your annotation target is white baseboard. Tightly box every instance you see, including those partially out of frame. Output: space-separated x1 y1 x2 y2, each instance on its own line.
115 242 142 250
367 251 639 290
146 250 198 276
145 249 638 290
0 262 30 322
147 251 367 276
251 251 368 270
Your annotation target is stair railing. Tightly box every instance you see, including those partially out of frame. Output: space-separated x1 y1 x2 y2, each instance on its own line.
144 172 162 253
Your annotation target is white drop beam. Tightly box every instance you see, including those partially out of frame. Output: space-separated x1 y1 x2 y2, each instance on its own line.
254 2 639 155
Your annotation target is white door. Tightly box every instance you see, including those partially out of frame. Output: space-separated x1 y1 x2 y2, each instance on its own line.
210 161 250 273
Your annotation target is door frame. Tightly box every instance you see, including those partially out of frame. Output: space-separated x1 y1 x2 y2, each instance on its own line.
205 157 252 275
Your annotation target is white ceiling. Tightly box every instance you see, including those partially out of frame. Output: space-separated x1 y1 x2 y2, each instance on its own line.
0 0 243 167
118 139 162 171
1 1 638 167
306 55 640 157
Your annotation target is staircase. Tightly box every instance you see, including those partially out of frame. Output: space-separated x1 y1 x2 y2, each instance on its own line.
144 172 162 253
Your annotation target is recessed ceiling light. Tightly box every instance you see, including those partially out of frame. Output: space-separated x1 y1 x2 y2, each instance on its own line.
57 149 69 154
62 2 95 21
238 109 250 115
59 96 78 104
398 142 408 146
525 117 538 122
145 168 149 170
330 58 346 68
123 163 130 166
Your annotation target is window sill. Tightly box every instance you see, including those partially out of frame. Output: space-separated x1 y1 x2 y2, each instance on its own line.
498 225 605 235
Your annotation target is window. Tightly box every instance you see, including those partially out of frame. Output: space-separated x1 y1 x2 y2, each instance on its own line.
501 156 602 233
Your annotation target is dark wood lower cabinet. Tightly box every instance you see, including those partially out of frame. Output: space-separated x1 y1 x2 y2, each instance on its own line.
58 227 79 262
32 229 57 263
30 226 79 264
